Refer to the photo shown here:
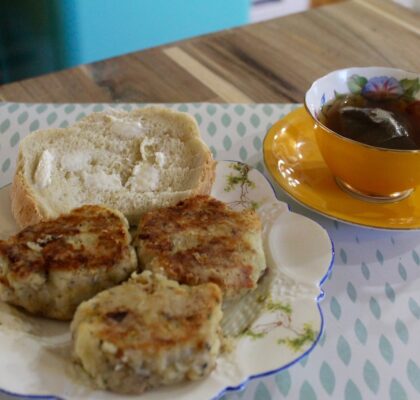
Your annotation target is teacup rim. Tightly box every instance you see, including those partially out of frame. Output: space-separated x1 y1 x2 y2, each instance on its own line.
304 66 420 154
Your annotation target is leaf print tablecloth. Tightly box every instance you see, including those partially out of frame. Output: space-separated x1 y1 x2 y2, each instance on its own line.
1 102 420 400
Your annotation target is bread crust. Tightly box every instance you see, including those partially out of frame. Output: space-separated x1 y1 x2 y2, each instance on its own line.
190 147 216 196
10 107 215 228
11 152 45 228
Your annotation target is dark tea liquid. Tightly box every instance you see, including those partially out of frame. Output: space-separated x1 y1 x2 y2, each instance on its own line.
319 94 420 150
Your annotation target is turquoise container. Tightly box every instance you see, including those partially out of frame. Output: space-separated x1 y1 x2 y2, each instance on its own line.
59 0 251 66
0 0 250 82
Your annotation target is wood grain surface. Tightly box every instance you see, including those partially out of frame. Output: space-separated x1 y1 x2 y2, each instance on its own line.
0 0 418 103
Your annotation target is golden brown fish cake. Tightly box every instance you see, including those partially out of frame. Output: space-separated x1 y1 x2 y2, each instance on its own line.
135 195 266 302
71 271 223 394
0 205 137 320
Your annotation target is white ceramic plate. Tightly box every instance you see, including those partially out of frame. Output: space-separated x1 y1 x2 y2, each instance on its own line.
0 161 334 400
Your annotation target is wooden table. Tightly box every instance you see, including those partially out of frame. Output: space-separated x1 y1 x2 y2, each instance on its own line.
0 0 418 103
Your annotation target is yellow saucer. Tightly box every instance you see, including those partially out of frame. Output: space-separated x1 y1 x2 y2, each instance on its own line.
263 107 420 230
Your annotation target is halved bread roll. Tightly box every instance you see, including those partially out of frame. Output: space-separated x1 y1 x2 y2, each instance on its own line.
11 107 215 228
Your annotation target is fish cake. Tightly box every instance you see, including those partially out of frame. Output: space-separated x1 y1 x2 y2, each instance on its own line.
0 205 137 320
135 195 266 302
71 271 223 394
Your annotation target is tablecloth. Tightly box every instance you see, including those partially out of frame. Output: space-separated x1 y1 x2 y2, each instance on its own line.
0 102 419 400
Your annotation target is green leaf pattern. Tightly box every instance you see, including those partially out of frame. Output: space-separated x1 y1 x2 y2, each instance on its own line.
348 75 368 94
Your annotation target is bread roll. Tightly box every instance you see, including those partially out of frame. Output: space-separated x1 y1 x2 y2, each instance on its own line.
11 107 215 228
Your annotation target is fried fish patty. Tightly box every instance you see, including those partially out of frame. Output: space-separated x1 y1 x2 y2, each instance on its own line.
135 195 266 302
0 205 137 320
71 271 222 394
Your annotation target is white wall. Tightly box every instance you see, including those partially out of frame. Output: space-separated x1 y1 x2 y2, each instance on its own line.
251 0 310 22
251 0 420 23
395 0 420 10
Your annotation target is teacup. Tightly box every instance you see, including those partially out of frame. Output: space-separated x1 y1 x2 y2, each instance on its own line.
305 67 420 202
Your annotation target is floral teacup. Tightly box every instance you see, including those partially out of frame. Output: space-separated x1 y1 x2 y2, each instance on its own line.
305 67 420 203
